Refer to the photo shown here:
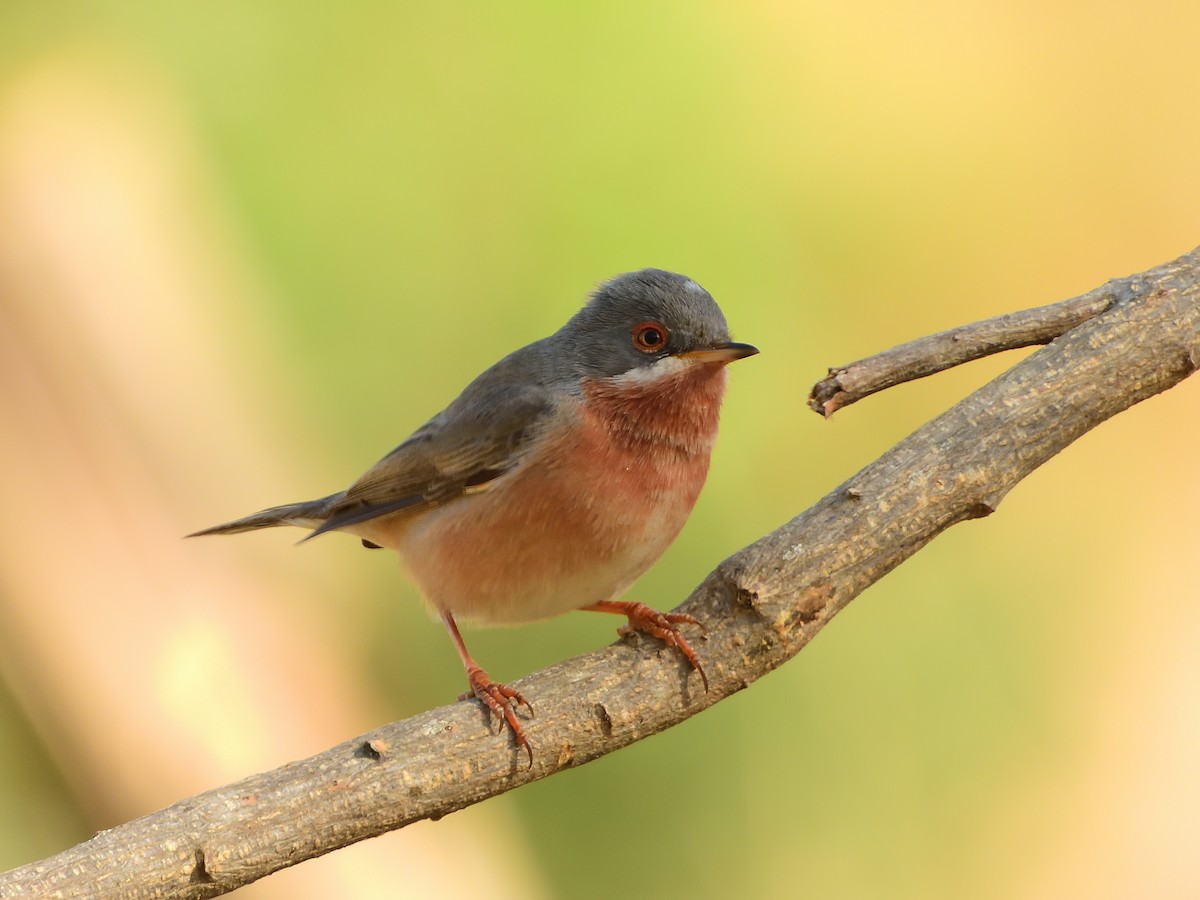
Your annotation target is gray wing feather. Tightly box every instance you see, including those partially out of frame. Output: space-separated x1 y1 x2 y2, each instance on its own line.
308 342 562 538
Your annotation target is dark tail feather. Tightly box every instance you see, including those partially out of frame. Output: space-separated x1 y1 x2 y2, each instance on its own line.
300 493 424 543
187 493 343 537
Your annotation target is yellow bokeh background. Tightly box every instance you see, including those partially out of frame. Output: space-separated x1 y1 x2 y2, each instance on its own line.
1 3 1198 898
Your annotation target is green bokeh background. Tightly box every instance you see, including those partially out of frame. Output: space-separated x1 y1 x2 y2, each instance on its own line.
2 2 1198 898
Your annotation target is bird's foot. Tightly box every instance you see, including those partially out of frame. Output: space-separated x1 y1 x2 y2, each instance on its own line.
590 600 709 692
458 666 534 766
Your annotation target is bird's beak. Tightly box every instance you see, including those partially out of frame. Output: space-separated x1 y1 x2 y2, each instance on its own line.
677 341 760 364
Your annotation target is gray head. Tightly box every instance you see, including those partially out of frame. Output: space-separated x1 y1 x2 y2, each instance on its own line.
557 269 757 380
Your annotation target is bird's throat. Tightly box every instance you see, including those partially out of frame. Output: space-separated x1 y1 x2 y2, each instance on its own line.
582 361 728 455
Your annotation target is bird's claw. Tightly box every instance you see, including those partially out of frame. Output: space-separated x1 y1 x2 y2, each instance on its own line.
615 602 709 692
459 666 534 766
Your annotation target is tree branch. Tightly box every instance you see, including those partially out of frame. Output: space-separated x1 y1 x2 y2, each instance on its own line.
4 247 1198 899
808 280 1118 416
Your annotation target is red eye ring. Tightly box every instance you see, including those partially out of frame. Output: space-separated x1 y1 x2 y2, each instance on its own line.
631 321 669 353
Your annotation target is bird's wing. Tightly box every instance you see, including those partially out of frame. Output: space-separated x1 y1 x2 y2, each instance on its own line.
306 358 560 539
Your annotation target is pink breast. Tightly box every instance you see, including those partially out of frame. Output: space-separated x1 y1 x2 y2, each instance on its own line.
396 364 729 624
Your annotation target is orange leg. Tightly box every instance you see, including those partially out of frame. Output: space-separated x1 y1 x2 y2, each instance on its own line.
583 600 708 692
441 611 534 766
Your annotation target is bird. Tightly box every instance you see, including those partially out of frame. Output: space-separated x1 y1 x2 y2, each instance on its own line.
190 269 758 764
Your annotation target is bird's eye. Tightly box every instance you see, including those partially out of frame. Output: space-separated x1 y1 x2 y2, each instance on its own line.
632 321 669 353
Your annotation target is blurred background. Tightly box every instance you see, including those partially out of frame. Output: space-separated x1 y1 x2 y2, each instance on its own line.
1 2 1198 898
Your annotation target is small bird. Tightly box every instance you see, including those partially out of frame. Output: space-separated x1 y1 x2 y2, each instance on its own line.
191 269 757 763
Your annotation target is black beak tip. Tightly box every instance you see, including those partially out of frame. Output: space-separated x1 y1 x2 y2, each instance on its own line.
724 341 760 359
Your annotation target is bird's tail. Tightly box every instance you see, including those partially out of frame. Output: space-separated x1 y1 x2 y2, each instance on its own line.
187 492 344 537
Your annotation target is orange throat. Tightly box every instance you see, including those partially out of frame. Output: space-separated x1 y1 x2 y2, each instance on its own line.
580 359 729 456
